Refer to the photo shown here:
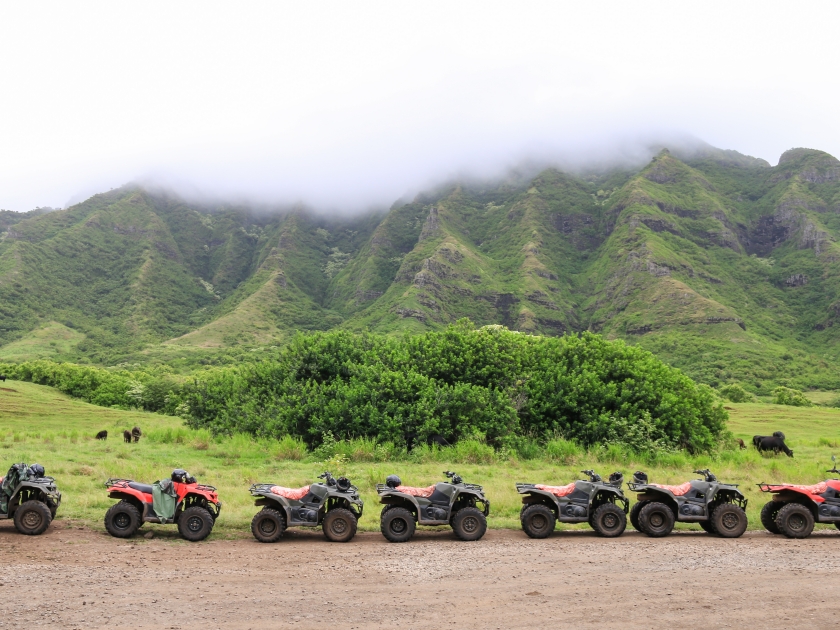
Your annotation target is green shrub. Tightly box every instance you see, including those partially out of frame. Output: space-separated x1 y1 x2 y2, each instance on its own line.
719 383 755 403
544 438 583 464
182 323 728 453
275 435 307 461
772 386 812 407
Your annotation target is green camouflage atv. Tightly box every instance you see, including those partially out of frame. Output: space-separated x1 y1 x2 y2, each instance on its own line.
628 469 748 537
376 471 490 542
516 470 629 538
249 472 363 543
0 463 61 535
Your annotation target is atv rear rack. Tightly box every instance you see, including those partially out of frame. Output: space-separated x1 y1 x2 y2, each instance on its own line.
104 478 135 488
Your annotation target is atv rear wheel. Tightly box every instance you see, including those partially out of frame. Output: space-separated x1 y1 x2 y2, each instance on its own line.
13 501 52 536
251 508 286 543
178 506 214 542
521 504 555 539
591 503 626 538
776 503 814 539
760 501 782 535
698 519 716 534
629 501 647 531
452 507 487 541
323 508 357 543
638 502 674 537
381 507 415 543
712 504 747 538
104 501 141 538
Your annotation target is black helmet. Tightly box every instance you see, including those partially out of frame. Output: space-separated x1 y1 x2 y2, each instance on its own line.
632 471 648 484
608 472 623 487
186 475 197 484
386 474 401 488
171 469 188 482
336 477 351 492
29 463 45 478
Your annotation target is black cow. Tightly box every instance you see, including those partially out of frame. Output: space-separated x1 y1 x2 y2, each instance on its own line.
123 430 132 443
131 426 142 443
95 430 108 440
773 431 785 440
0 375 6 382
756 436 793 457
405 432 452 452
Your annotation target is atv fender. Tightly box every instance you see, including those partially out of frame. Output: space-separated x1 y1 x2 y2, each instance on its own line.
593 488 630 513
519 490 561 518
107 491 146 516
766 490 819 515
634 491 678 517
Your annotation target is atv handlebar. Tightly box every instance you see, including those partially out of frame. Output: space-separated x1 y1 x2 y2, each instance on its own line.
693 469 717 482
318 472 337 486
444 471 463 484
580 469 603 483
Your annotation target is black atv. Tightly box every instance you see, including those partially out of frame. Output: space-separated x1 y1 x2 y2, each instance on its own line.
516 470 629 538
0 463 61 535
376 471 490 542
249 472 364 543
627 469 748 538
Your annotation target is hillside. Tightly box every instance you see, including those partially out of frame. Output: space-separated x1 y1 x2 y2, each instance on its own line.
2 144 840 391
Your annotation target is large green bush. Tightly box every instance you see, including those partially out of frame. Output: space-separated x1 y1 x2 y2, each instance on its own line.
772 386 812 407
182 322 727 452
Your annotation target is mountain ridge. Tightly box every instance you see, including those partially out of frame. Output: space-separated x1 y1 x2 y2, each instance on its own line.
2 145 839 392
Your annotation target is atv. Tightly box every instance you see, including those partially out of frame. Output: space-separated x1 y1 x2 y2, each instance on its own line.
516 470 629 538
627 469 748 538
757 455 840 538
376 471 490 542
249 471 364 543
104 468 221 541
0 463 61 535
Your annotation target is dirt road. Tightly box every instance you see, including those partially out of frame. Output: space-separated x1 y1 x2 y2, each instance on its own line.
0 523 837 629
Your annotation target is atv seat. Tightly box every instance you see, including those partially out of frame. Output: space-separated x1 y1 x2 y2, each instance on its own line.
768 482 828 495
395 485 435 498
535 482 576 497
649 482 691 496
128 482 154 495
270 485 310 500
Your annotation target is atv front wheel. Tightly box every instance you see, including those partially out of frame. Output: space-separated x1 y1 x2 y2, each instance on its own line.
760 501 782 535
381 507 415 543
638 502 674 537
776 503 814 539
629 501 647 531
104 501 141 538
451 507 487 541
521 504 555 539
13 501 52 536
323 508 357 543
712 504 747 538
178 506 214 542
591 503 626 538
251 508 286 543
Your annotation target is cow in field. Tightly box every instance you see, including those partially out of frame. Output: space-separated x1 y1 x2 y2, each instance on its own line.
735 438 746 450
0 375 6 382
754 435 794 457
131 426 142 443
95 430 108 440
123 430 132 443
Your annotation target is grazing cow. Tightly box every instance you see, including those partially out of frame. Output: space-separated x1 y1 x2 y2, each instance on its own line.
95 430 108 441
131 426 142 443
735 438 746 450
0 374 6 382
405 431 452 452
123 430 132 443
756 436 794 457
752 435 763 449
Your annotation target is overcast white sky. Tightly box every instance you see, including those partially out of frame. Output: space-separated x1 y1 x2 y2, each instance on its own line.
1 2 838 212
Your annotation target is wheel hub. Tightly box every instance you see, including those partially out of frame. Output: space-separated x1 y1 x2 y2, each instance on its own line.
114 513 130 529
259 519 276 535
187 516 203 532
649 512 664 528
331 518 347 534
721 512 738 530
603 514 618 528
789 514 806 531
532 515 547 530
462 516 478 533
22 511 42 528
391 518 406 534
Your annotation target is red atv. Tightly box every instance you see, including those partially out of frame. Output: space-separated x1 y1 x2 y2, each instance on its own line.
104 469 221 541
758 456 840 538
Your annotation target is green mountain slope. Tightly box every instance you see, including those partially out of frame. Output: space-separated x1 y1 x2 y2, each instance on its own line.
2 145 840 391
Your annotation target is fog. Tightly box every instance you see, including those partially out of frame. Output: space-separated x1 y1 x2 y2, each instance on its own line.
1 2 838 213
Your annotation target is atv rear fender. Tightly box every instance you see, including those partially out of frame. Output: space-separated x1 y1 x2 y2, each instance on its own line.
765 489 820 515
634 490 679 517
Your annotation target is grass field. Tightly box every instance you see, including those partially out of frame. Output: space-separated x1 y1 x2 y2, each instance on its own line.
1 380 840 538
